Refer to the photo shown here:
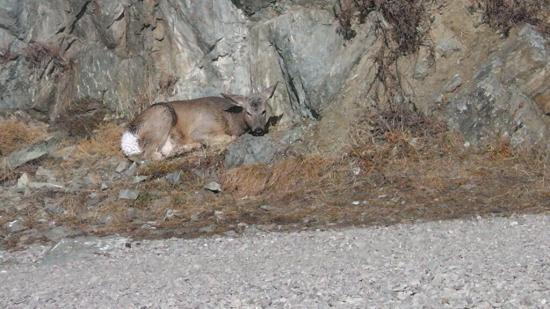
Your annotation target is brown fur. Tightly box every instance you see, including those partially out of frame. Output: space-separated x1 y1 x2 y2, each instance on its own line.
125 83 279 161
128 97 246 160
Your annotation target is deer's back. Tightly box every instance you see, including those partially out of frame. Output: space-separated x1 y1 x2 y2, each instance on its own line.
167 97 235 139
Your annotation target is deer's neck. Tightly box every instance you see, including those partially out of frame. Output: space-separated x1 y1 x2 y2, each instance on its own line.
224 112 249 136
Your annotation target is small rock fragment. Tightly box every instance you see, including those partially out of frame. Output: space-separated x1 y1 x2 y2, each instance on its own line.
164 208 176 221
35 167 56 182
28 182 66 192
84 174 102 187
44 198 65 214
165 171 182 185
199 224 217 233
119 189 140 200
126 207 138 220
214 210 225 222
259 204 274 211
132 176 149 184
16 173 30 192
445 74 463 93
3 135 61 170
204 181 222 193
115 160 130 173
5 219 25 233
414 46 435 80
124 162 138 177
436 37 462 58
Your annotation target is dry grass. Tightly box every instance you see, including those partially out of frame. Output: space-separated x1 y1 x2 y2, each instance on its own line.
0 119 47 156
2 108 549 249
75 123 124 158
221 156 340 198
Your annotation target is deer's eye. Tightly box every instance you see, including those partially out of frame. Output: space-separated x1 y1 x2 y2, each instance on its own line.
262 110 266 115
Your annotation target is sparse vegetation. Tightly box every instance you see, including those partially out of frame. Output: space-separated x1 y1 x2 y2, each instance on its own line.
480 0 550 35
0 48 18 65
0 119 47 156
54 98 108 138
3 106 549 250
23 41 66 69
159 74 179 95
336 0 431 55
75 123 124 158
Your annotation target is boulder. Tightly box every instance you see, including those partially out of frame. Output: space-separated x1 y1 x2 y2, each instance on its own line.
224 134 278 168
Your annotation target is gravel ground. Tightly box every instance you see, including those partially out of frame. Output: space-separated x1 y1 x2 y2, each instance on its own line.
1 215 549 308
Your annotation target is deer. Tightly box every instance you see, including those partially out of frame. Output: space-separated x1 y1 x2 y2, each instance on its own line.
120 83 279 161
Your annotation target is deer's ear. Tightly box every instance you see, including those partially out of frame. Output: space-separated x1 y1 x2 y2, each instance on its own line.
267 113 283 127
261 82 279 101
221 93 242 105
225 105 243 113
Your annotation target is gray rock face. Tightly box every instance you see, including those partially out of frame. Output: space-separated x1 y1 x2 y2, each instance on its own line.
0 0 253 119
1 0 549 151
446 25 550 148
0 0 367 122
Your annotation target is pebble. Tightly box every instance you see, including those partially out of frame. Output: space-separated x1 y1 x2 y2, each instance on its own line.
115 161 130 173
165 171 182 185
16 173 30 192
5 219 25 233
118 189 140 200
444 74 463 93
259 205 274 211
204 181 222 193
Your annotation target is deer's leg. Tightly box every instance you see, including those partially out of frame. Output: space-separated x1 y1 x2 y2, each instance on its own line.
142 138 168 161
202 134 236 150
133 104 175 161
158 131 202 159
161 141 203 159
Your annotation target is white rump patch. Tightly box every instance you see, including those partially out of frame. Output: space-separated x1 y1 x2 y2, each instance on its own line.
160 138 175 157
121 131 142 156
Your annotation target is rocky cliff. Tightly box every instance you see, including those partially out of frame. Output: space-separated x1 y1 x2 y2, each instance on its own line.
1 0 549 150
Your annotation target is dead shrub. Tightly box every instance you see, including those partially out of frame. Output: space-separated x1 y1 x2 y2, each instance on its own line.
0 48 18 65
348 107 453 176
335 0 358 40
369 108 447 140
487 137 514 160
159 74 179 95
76 123 124 158
0 119 47 156
22 41 73 82
54 98 108 137
336 0 430 55
481 0 549 35
23 41 65 68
